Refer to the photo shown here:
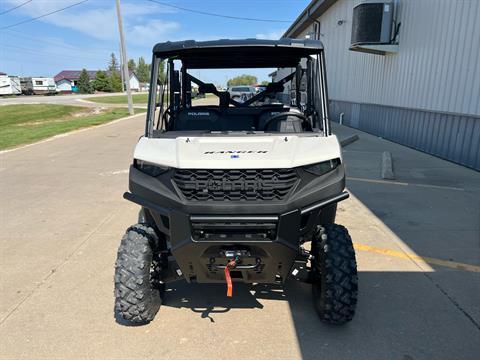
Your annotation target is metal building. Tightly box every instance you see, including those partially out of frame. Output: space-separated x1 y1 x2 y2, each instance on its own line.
284 0 480 170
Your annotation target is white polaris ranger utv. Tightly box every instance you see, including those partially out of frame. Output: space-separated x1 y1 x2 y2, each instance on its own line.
114 38 358 325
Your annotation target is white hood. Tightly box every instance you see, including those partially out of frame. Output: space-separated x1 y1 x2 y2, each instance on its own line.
133 135 342 169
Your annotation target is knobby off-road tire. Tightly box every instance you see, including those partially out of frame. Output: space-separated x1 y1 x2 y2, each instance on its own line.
114 224 163 324
311 224 358 325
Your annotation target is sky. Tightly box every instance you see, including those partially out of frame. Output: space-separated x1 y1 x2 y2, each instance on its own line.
0 0 310 86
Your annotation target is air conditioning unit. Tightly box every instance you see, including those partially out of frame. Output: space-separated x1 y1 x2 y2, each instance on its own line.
350 2 398 55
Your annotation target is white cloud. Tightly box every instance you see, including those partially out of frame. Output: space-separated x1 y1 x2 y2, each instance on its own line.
2 0 184 74
128 20 180 46
2 0 180 42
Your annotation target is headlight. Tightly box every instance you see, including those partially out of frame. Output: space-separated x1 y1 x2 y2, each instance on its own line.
134 159 169 177
303 158 340 176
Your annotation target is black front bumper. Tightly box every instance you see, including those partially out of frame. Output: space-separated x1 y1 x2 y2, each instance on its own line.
125 165 348 283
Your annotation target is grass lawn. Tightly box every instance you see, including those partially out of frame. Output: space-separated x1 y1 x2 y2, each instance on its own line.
0 104 145 150
87 93 149 104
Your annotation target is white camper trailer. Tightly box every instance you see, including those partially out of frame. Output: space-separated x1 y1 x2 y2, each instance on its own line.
31 77 57 95
0 75 21 96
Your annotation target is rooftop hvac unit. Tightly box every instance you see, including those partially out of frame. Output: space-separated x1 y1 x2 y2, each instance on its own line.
350 2 398 55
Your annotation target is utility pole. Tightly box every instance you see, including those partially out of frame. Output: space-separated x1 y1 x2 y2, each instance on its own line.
115 0 133 115
119 43 125 92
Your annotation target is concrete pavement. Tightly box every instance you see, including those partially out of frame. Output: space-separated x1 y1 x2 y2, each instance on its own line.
0 115 479 359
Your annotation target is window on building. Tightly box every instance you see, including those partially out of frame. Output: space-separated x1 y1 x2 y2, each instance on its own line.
35 80 43 85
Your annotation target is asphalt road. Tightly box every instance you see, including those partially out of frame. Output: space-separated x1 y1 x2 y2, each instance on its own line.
0 92 145 108
0 114 479 359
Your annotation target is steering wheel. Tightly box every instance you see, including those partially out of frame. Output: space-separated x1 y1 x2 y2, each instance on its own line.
261 112 312 131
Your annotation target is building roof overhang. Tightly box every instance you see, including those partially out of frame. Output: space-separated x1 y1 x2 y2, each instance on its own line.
284 0 338 38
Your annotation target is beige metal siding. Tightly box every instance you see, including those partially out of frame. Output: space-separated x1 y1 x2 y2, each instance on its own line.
303 0 480 116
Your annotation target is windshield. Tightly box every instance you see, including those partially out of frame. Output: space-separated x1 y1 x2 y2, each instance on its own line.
145 52 330 136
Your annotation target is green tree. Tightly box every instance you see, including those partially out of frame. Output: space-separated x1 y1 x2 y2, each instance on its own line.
102 53 123 92
227 74 258 87
93 70 109 91
261 80 269 86
128 59 136 72
107 72 123 92
108 53 120 74
77 69 93 94
137 56 150 83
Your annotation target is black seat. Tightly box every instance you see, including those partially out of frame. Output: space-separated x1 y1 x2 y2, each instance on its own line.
174 108 221 131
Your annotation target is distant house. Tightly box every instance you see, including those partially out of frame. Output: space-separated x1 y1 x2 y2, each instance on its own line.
54 70 140 93
129 73 140 91
54 70 96 93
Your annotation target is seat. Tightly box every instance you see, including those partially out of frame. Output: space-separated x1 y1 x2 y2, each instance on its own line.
174 108 221 131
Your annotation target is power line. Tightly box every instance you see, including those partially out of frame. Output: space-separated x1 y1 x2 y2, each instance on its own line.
0 0 89 30
0 43 108 62
0 0 33 16
147 0 292 23
5 29 112 56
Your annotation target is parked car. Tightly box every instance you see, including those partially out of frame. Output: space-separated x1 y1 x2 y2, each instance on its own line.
227 85 256 101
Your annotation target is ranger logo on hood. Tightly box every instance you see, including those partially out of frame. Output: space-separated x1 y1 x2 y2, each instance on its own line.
204 150 268 154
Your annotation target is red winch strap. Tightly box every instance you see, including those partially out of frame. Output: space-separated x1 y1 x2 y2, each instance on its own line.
224 266 233 297
224 259 236 297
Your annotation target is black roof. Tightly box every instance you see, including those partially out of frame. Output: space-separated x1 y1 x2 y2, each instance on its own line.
152 38 324 69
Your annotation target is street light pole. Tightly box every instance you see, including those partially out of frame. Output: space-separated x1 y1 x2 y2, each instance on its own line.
115 0 134 115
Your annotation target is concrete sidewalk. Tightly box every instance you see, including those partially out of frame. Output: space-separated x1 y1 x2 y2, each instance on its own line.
0 118 479 359
335 121 480 322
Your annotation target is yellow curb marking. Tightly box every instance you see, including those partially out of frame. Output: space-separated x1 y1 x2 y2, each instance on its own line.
353 243 480 273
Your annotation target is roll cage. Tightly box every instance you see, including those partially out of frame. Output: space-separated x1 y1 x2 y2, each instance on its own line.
145 38 331 136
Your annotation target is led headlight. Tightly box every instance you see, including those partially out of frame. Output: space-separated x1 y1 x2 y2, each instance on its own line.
134 159 169 177
303 158 340 176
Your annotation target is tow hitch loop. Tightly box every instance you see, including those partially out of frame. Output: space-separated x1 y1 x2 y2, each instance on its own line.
224 259 237 297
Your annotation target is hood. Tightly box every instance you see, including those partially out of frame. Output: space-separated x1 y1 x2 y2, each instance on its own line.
133 134 342 169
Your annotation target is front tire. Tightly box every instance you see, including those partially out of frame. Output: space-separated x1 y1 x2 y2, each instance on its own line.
114 224 163 324
311 224 358 324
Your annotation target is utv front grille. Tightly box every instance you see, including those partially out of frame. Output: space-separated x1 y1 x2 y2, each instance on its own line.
173 168 298 201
